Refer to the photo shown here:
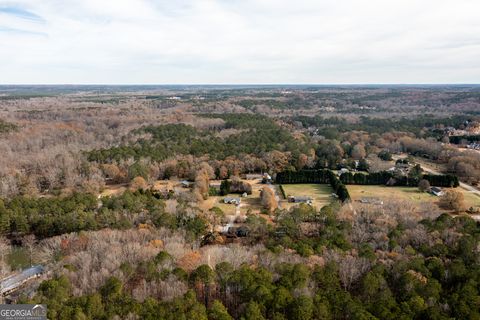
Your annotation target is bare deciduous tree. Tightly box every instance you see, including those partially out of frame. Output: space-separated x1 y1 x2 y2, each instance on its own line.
352 144 367 160
23 234 36 267
260 187 278 213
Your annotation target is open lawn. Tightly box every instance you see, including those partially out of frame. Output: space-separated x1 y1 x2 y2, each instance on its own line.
99 183 128 198
281 184 333 210
199 179 265 216
463 192 480 209
200 194 263 216
347 185 479 209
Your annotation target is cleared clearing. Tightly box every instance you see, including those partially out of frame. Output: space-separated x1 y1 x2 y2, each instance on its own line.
463 191 480 209
199 179 265 215
347 185 479 209
281 184 333 210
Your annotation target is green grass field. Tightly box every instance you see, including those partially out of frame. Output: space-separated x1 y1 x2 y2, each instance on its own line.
347 185 479 209
281 184 333 209
202 194 263 216
463 192 480 209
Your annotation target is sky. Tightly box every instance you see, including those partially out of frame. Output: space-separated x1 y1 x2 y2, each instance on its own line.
0 0 479 84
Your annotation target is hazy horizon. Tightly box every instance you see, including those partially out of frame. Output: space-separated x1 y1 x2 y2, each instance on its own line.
1 83 480 87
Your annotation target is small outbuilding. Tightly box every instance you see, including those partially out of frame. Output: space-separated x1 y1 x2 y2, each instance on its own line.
262 173 273 184
227 226 250 238
180 180 191 188
359 197 384 205
337 168 349 176
224 197 241 205
430 187 444 197
287 196 313 204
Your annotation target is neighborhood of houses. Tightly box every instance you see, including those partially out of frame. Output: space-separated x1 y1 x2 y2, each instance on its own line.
223 163 448 209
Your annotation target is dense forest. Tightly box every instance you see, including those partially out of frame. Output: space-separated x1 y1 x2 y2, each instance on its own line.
291 115 474 138
88 114 313 163
0 190 207 239
0 86 479 320
20 205 480 320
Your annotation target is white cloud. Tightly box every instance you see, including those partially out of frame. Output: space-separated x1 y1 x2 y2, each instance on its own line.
0 0 479 84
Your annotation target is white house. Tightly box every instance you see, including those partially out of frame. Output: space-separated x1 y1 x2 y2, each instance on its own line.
224 197 241 205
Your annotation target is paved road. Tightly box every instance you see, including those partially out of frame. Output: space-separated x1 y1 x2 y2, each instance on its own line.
392 154 480 197
412 157 480 197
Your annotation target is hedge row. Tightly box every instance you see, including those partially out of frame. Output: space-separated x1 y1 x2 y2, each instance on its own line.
339 171 459 188
278 185 287 199
449 135 480 144
276 169 332 184
276 170 350 202
276 169 460 203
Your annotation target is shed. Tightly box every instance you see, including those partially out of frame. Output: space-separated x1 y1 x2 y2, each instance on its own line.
287 196 313 204
359 197 384 205
224 197 241 205
430 187 444 197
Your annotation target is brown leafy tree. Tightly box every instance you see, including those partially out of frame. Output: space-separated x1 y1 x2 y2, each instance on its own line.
352 144 367 160
194 168 210 201
260 187 278 213
130 176 148 191
440 190 466 213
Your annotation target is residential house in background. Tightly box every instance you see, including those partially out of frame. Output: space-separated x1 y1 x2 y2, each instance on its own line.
223 197 241 205
287 195 313 205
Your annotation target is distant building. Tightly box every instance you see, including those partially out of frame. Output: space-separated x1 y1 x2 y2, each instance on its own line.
444 126 456 135
466 122 480 134
1 265 44 297
395 162 410 170
338 168 349 176
430 187 444 197
262 173 273 184
180 180 191 188
224 197 241 205
359 197 384 205
227 226 249 238
287 196 313 204
245 174 263 180
467 143 480 150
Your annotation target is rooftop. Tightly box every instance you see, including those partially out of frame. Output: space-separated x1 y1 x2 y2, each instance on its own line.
0 265 44 295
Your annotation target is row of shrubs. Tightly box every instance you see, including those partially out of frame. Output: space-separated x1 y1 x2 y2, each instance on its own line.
277 169 458 188
276 170 350 202
339 171 459 187
276 168 460 203
279 185 287 199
